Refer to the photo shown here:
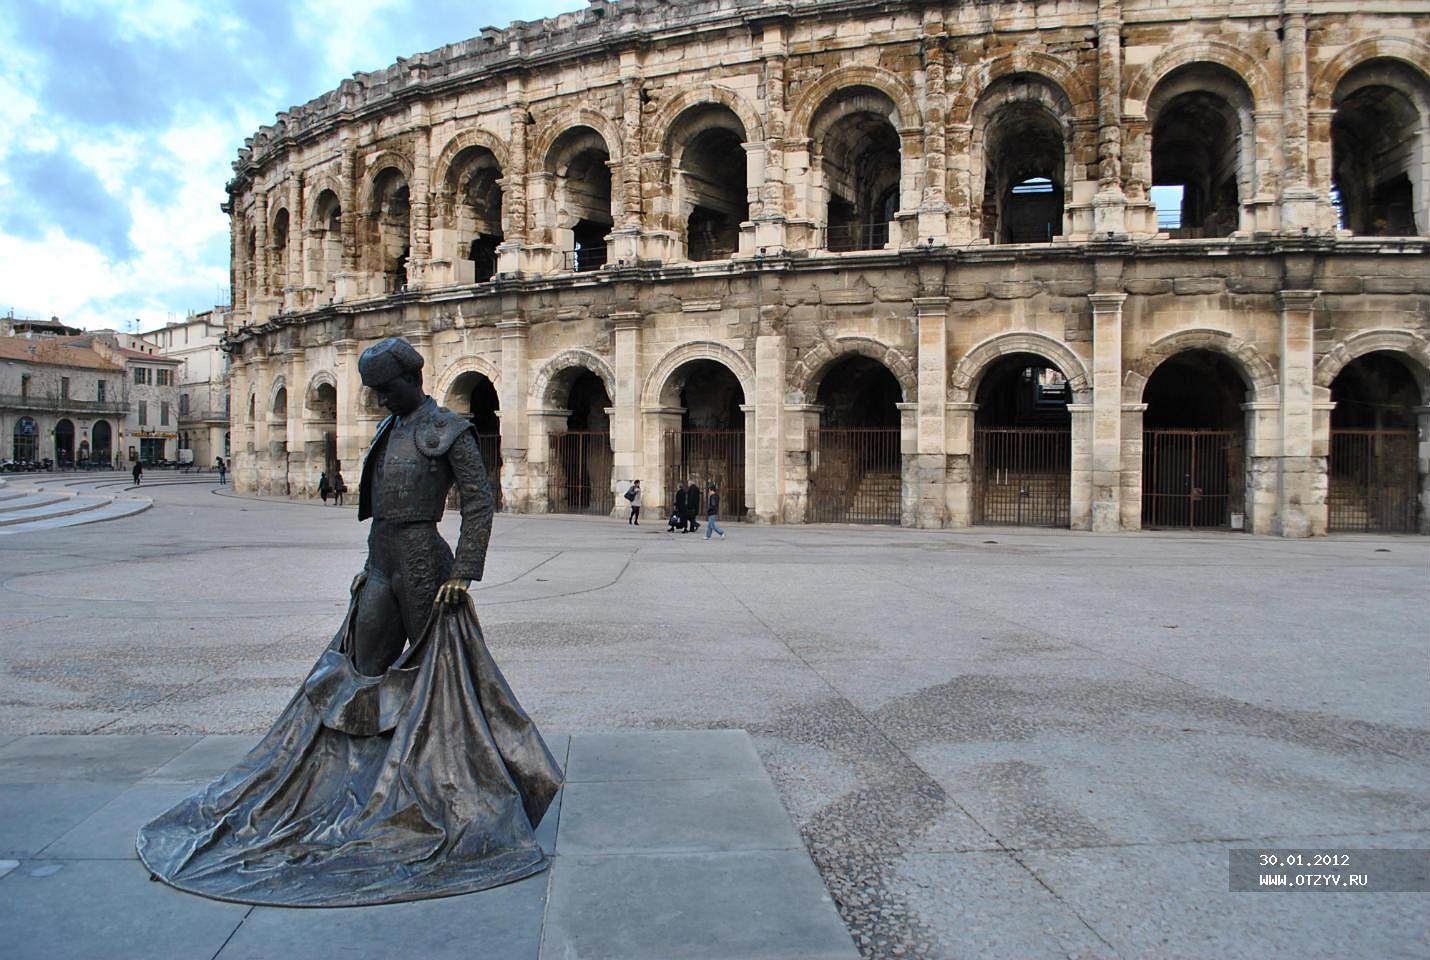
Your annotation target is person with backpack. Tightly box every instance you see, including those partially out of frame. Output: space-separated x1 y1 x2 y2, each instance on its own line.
624 479 642 525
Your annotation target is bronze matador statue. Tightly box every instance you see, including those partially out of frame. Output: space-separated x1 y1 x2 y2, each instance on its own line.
136 337 561 907
351 337 493 675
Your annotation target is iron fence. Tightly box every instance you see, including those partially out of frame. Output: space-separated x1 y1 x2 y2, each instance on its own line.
973 427 1071 527
1328 428 1419 532
807 428 901 524
548 431 613 515
1142 429 1243 529
476 432 502 509
663 431 746 520
826 222 891 252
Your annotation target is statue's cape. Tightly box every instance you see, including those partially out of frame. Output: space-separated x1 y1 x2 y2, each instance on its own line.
136 601 562 907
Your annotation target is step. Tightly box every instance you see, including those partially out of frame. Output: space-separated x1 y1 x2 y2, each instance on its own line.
0 496 108 527
0 492 69 513
0 497 151 536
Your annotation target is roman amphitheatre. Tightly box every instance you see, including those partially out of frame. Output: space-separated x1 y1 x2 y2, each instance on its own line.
223 0 1430 536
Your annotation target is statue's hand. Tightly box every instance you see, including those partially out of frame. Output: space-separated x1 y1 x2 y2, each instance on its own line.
435 577 471 607
350 570 368 596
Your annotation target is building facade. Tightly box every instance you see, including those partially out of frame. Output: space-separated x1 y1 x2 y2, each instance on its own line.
155 311 233 467
0 337 127 467
223 0 1430 534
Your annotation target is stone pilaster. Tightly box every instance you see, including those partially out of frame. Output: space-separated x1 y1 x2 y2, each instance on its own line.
944 401 976 526
285 349 308 496
753 23 790 254
1277 289 1322 535
1119 403 1146 531
1244 400 1282 535
1089 292 1127 530
753 333 786 523
498 317 529 510
1093 0 1127 236
913 297 949 527
610 311 644 509
335 138 361 301
917 10 951 243
1067 402 1094 529
333 339 362 482
784 403 822 524
1279 0 1318 231
408 109 433 286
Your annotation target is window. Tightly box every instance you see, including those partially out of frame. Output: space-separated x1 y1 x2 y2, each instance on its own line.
138 401 148 426
97 380 107 402
61 377 70 399
20 374 31 398
157 369 172 386
179 393 190 416
161 402 170 426
134 367 145 385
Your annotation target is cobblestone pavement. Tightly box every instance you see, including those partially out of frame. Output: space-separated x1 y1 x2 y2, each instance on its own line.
1 479 1427 958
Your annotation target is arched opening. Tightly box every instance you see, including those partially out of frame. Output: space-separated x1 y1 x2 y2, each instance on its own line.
308 380 338 480
676 116 747 261
1141 350 1248 529
54 419 75 468
1332 60 1428 236
976 76 1069 244
443 147 504 282
661 360 746 521
308 189 342 302
1328 352 1423 531
548 368 612 514
270 386 290 496
549 128 613 272
814 87 901 251
91 420 112 465
12 416 38 463
444 371 502 507
1148 65 1251 238
244 227 257 303
365 167 410 293
270 208 290 296
973 354 1072 526
809 355 902 523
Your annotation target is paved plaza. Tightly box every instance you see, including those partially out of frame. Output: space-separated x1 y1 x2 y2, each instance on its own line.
1 473 1428 958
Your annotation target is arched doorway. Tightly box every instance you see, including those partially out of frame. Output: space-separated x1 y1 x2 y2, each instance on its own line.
1331 59 1428 236
307 379 338 482
808 355 902 523
91 420 112 466
445 371 502 507
548 368 613 514
813 87 901 251
12 416 38 463
271 386 290 496
1141 350 1248 529
1147 64 1253 238
973 354 1072 526
661 360 746 521
54 419 75 467
1328 352 1422 531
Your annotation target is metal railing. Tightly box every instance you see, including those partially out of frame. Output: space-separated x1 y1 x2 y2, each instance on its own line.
548 431 613 515
1142 429 1243 529
663 430 746 520
1328 428 1419 532
973 427 1071 527
807 428 901 524
826 222 891 252
476 432 502 509
0 394 128 415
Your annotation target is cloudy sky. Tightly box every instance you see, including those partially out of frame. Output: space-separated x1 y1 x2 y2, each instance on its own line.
0 0 582 332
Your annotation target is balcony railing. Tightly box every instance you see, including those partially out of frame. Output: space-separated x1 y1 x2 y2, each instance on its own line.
826 221 891 252
0 394 128 416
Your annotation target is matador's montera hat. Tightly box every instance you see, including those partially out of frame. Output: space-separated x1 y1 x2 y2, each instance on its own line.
358 338 425 387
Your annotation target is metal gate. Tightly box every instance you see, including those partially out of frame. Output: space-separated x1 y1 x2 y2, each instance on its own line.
1328 428 1419 532
476 432 502 509
973 427 1070 527
663 431 745 520
807 428 901 524
1142 430 1243 529
548 431 612 515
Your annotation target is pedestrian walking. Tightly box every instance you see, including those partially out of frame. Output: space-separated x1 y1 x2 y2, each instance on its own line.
318 471 332 504
703 483 726 540
332 470 347 506
132 461 143 485
625 479 642 524
215 457 227 484
669 482 687 533
685 479 701 533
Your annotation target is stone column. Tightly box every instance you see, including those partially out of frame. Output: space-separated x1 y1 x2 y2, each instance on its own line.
333 338 362 482
229 358 253 491
1093 0 1127 236
1279 0 1318 231
1119 403 1146 530
913 297 950 527
784 404 822 524
408 110 433 287
526 410 569 513
407 331 435 382
285 349 307 496
753 333 786 523
1276 289 1322 535
1244 400 1281 535
897 401 919 526
917 11 951 243
1068 402 1094 529
250 353 274 493
754 23 790 254
610 312 644 508
497 317 529 510
945 401 976 526
335 138 361 301
1089 292 1127 530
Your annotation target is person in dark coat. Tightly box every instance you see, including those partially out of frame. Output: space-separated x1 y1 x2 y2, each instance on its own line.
318 471 331 504
332 469 347 506
685 480 701 533
668 483 687 532
132 461 143 485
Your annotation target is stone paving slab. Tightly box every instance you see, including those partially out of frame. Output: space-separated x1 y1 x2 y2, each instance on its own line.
0 730 857 960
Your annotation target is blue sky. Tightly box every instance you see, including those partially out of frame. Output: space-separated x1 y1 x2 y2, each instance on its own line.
0 0 581 331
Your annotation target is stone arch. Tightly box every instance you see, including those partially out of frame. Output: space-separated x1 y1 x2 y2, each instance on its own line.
267 376 289 418
788 65 923 141
434 354 503 405
432 128 510 190
1125 41 1277 116
641 341 756 410
304 175 344 229
532 349 617 409
789 336 916 404
1311 37 1430 111
357 151 415 212
532 109 625 169
1123 328 1278 404
1314 329 1430 398
650 86 764 155
950 332 1092 403
950 52 1095 128
304 369 337 409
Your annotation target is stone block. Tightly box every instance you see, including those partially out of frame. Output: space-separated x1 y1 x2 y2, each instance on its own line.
988 281 1042 299
1173 277 1226 296
1363 278 1424 295
1124 278 1173 296
948 283 988 300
